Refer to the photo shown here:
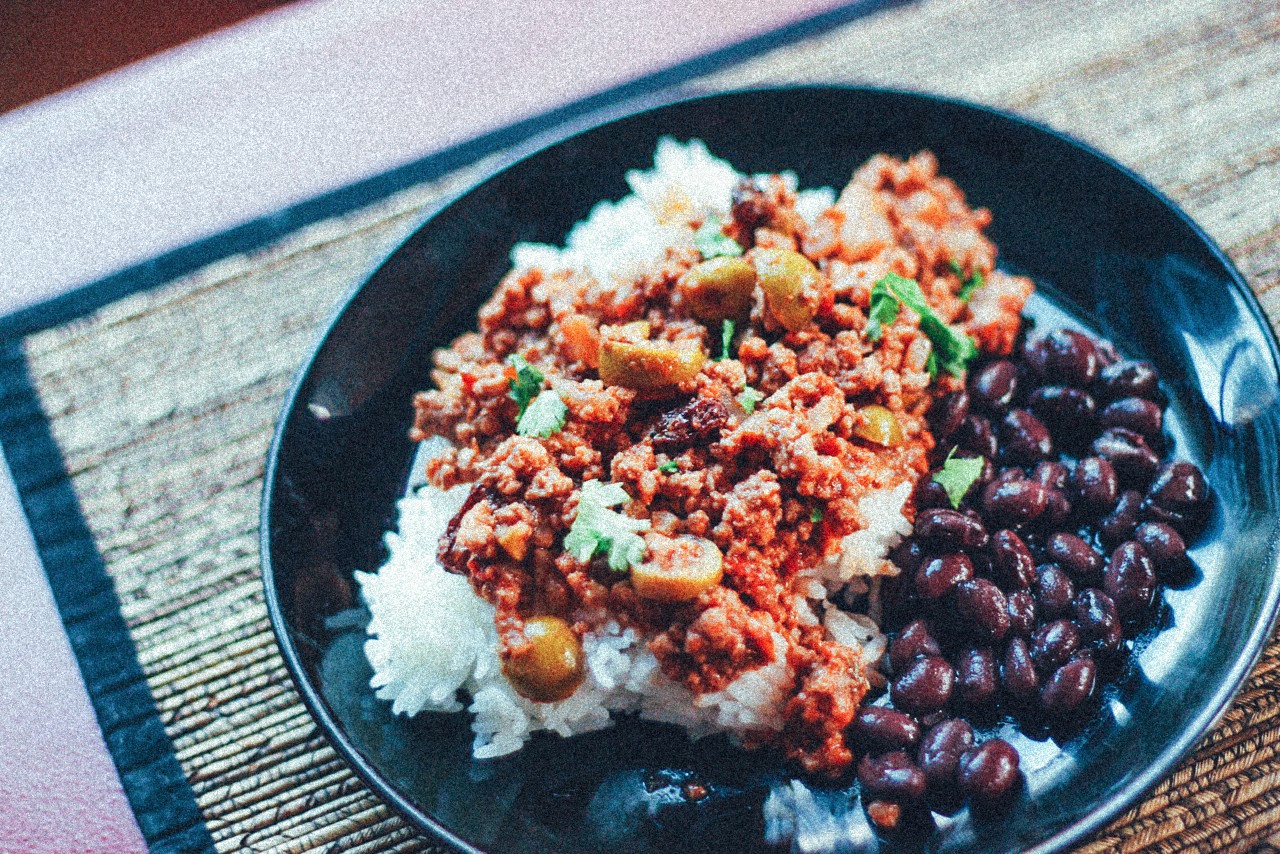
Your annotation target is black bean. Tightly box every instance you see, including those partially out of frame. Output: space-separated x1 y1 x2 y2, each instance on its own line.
955 579 1010 642
1025 329 1100 387
1000 409 1054 465
992 466 1026 486
1046 533 1104 584
1135 521 1189 578
1096 359 1161 402
914 478 954 511
889 619 943 674
956 647 998 708
1006 591 1037 637
1041 488 1073 528
990 529 1036 591
888 540 927 577
982 478 1049 527
891 656 955 716
1104 541 1157 622
1032 461 1069 491
1099 397 1163 439
1001 637 1040 701
916 710 949 731
917 719 974 793
1100 490 1143 546
1095 338 1121 368
916 554 974 600
1071 456 1119 510
1030 619 1081 672
969 360 1019 414
955 414 999 459
1073 589 1123 656
928 390 970 442
1145 488 1212 537
1041 653 1097 715
851 706 922 753
957 739 1021 804
1092 427 1160 489
1147 461 1209 512
915 508 989 552
1034 564 1076 619
1027 385 1097 435
858 752 927 801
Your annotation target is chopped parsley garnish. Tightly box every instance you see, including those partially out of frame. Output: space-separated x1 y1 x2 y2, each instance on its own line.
563 480 651 571
658 460 679 474
719 318 736 360
810 507 824 523
949 259 984 303
737 385 765 415
515 389 567 438
694 214 744 259
933 447 985 509
868 273 979 378
506 354 545 418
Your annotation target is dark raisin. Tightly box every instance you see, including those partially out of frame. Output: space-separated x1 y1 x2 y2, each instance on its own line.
650 397 730 452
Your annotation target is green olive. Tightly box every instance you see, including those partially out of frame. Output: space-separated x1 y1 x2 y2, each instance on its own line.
853 404 904 447
500 616 585 703
599 338 706 390
678 257 757 322
752 248 822 331
631 535 723 602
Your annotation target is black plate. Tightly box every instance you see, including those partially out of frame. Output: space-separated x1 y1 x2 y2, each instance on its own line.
260 86 1280 853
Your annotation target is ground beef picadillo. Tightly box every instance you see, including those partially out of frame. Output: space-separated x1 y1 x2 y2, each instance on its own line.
415 151 1030 777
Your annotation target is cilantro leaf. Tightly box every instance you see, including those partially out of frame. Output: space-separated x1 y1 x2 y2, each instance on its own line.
866 277 901 342
516 389 567 438
737 385 765 415
719 318 736 360
873 273 979 378
658 460 679 474
563 480 650 571
925 316 979 377
879 272 929 313
810 506 824 523
932 447 985 509
506 354 545 418
958 269 984 303
694 215 744 259
949 259 984 303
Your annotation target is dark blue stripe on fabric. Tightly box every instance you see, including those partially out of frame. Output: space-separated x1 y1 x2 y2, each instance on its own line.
0 0 907 341
0 341 215 854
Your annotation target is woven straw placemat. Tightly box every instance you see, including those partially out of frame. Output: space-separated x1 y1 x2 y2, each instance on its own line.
13 0 1279 851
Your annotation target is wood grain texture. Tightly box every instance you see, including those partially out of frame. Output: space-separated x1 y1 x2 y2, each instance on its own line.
16 0 1280 851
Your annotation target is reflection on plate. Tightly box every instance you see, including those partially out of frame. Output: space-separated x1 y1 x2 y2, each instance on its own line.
261 86 1280 854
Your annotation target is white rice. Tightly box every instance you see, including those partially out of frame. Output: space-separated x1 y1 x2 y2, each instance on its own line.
357 139 908 761
511 136 836 285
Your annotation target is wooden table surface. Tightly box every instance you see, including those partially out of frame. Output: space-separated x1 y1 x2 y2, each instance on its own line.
8 0 1278 851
